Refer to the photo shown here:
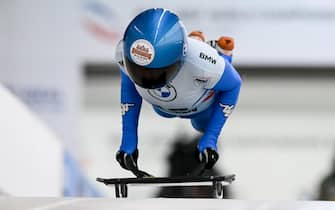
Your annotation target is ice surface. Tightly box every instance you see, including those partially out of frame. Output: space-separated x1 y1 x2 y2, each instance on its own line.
1 197 335 210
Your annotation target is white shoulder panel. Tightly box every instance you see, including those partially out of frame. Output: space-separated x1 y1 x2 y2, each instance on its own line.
185 38 226 89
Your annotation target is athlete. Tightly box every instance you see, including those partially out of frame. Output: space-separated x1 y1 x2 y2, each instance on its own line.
115 8 242 175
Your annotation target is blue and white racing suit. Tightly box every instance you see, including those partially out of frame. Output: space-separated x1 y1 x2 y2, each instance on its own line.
116 37 242 154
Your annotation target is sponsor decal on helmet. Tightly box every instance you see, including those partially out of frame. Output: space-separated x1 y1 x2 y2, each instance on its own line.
130 39 155 66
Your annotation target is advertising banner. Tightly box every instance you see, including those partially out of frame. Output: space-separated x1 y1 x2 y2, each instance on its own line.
80 0 335 66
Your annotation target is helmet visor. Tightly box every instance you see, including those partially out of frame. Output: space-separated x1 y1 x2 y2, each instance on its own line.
124 57 182 89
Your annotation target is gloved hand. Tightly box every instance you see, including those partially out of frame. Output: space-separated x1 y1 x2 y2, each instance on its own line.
116 149 139 171
198 148 219 169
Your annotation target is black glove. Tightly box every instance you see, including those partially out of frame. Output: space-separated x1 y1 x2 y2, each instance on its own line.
116 149 139 171
198 148 219 169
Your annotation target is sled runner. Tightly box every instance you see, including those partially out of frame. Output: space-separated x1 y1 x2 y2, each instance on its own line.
96 174 235 198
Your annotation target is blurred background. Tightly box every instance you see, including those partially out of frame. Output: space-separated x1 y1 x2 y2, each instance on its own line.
1 0 335 200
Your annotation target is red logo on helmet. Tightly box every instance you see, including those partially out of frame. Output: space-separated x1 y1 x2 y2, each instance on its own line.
132 45 152 60
130 39 155 66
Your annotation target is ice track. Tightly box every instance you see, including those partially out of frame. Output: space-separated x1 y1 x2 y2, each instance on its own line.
1 197 335 210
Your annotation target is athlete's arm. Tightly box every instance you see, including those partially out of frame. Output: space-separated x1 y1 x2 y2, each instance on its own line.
119 71 142 154
197 59 242 152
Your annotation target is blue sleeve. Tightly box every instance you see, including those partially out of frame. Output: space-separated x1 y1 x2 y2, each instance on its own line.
219 53 233 63
197 58 242 152
119 71 142 154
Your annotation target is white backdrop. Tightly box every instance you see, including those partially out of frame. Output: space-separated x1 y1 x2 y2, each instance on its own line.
1 0 335 199
0 0 93 196
0 85 63 196
79 0 335 66
0 0 82 156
